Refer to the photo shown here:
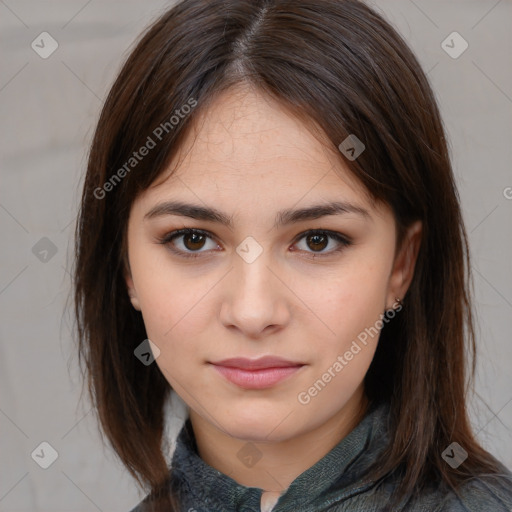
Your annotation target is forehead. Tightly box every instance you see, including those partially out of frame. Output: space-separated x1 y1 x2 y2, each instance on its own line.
129 85 392 235
149 85 368 198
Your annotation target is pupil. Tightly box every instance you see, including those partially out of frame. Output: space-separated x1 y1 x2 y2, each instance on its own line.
309 234 327 251
185 233 205 250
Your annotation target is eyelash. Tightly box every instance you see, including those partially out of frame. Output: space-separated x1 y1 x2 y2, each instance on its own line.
156 228 352 260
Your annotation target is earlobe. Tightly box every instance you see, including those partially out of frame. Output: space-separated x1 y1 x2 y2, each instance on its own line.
386 220 422 310
128 290 141 311
124 262 141 311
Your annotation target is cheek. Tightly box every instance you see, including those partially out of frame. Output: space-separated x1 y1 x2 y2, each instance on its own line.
137 275 210 344
130 251 216 366
295 265 388 419
134 269 211 388
307 260 390 352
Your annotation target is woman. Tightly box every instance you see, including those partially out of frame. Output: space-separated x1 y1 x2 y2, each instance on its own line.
73 0 512 510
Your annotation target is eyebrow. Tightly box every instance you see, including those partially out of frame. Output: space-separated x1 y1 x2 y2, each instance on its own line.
144 200 371 229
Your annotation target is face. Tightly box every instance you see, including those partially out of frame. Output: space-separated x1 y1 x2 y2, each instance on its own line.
125 85 421 443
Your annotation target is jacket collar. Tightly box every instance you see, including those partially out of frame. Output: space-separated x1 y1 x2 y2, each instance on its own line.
169 400 391 511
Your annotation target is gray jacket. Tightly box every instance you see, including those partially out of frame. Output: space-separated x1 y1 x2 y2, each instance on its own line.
130 401 512 511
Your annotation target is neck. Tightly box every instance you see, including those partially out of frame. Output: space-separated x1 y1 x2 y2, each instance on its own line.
189 386 369 493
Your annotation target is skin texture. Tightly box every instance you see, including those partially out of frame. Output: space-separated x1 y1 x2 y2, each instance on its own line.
124 84 422 498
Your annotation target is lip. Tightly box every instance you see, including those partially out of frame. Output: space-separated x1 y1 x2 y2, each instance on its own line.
210 356 305 390
211 356 303 370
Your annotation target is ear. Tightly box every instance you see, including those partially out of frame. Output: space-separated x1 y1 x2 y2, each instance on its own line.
385 220 422 310
124 255 141 311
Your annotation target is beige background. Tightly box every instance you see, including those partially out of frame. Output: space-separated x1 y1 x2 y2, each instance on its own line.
1 0 511 510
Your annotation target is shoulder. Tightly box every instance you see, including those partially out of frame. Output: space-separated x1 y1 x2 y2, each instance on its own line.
431 475 512 512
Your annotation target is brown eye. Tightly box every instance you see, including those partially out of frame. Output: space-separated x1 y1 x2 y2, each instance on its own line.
158 228 219 258
306 233 328 252
182 232 207 251
293 230 352 257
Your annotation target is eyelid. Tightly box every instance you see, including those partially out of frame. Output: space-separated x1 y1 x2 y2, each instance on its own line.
290 230 352 260
157 227 352 259
157 228 220 257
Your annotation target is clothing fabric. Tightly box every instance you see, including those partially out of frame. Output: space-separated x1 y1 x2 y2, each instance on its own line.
129 398 512 512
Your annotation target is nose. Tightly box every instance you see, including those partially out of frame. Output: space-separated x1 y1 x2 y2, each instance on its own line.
219 252 291 339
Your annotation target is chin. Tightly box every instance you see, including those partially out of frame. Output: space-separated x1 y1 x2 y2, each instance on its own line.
219 409 305 443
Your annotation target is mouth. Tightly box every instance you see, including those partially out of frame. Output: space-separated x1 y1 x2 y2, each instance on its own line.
209 356 305 390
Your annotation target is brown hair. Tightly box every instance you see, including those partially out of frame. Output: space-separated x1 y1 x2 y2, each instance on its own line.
73 0 510 509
